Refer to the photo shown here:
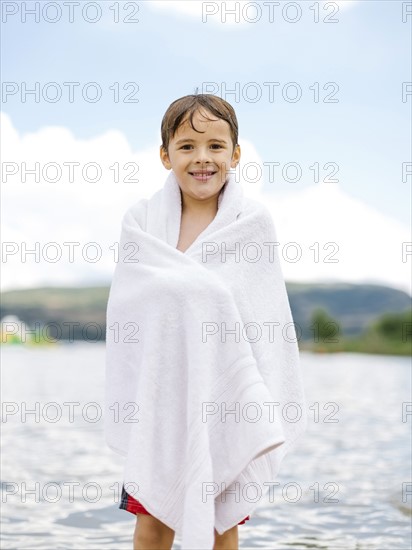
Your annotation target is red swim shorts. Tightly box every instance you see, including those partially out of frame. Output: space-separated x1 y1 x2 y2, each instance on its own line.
119 484 250 525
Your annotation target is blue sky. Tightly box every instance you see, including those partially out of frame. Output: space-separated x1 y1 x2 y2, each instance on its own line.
1 1 411 293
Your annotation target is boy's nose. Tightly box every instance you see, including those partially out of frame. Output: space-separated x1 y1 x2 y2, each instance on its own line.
194 148 212 163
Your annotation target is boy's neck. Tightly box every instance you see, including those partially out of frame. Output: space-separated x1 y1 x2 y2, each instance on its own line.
180 191 220 218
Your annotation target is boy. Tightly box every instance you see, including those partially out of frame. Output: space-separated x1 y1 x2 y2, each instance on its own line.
120 94 246 549
108 91 307 549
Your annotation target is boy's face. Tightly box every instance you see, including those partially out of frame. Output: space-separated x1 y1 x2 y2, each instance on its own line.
160 108 241 207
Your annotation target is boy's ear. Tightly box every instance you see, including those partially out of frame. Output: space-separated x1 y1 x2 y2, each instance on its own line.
230 144 241 168
160 145 172 170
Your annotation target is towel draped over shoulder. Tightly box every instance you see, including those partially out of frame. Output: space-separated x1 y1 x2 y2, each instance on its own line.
104 169 307 549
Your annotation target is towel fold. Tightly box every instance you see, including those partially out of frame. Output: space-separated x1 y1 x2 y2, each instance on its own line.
104 169 307 549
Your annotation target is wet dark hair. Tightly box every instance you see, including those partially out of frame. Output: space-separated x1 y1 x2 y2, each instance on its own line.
160 93 239 154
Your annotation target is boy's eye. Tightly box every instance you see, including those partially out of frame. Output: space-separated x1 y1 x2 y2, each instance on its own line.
179 144 223 150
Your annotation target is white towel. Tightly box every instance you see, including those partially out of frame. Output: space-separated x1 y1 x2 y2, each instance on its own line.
104 169 307 549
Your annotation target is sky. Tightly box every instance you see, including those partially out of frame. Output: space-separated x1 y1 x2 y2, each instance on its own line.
1 0 411 295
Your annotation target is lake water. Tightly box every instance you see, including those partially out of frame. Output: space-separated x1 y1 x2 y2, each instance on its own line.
1 344 411 549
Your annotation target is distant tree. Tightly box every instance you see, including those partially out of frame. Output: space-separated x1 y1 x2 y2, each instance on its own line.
310 308 340 343
370 310 412 342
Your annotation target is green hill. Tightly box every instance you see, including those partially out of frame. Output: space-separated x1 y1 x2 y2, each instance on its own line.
0 286 109 342
287 282 411 339
0 283 410 350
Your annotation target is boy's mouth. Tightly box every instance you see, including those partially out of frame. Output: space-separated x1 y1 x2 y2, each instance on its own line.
189 171 217 181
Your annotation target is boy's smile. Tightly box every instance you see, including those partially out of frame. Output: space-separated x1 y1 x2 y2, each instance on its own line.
160 108 241 212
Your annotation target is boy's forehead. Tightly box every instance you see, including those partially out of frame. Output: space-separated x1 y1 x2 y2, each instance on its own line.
173 112 231 140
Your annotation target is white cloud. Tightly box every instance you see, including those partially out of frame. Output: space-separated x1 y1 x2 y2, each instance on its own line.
146 1 358 26
0 112 263 290
147 0 263 27
264 182 411 296
147 0 204 19
1 111 410 296
330 1 357 10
